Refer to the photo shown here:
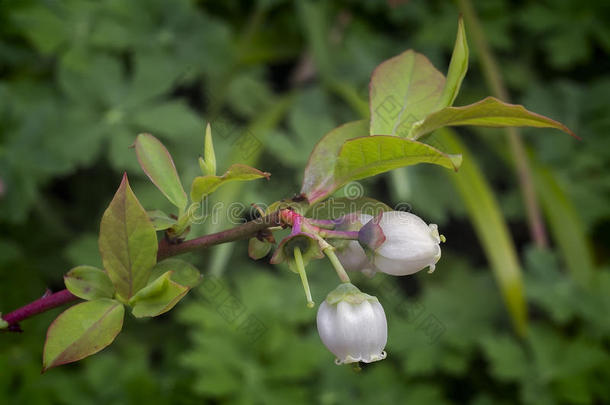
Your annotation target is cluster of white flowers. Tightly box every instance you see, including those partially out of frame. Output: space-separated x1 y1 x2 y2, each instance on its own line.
317 211 442 365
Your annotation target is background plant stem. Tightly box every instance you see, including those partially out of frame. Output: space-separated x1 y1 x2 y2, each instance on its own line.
456 0 549 248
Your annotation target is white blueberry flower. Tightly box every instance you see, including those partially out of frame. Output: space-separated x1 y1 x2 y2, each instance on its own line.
316 283 387 365
360 211 442 276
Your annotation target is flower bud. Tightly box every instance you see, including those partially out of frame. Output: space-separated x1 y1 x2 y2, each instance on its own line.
361 211 441 276
316 283 387 365
333 213 374 275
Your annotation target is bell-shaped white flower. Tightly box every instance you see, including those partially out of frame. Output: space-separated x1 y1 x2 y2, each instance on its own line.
316 283 387 365
333 213 374 275
360 211 442 276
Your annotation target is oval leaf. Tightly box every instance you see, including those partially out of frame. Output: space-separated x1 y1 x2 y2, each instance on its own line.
190 163 270 202
370 50 446 137
43 299 124 371
129 271 189 318
409 97 577 140
332 135 461 192
301 120 369 204
436 16 469 109
64 265 115 300
135 133 188 211
148 209 177 231
99 174 158 302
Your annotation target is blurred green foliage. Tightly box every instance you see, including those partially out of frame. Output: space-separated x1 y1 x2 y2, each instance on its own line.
1 0 609 404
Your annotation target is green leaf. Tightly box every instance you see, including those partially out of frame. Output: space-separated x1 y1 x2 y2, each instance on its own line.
436 16 469 109
130 100 201 138
437 128 527 336
126 52 186 106
58 55 124 106
148 258 202 288
203 123 217 176
480 333 530 381
129 271 190 318
64 265 115 301
134 133 188 212
11 6 69 54
369 50 446 137
190 164 270 202
148 210 177 231
99 174 158 302
528 325 608 380
0 314 8 330
332 135 461 191
301 120 369 204
42 299 124 371
409 97 577 139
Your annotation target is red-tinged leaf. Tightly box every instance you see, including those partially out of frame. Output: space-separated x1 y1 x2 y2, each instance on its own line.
42 299 124 372
190 164 270 202
409 97 578 140
135 133 188 211
301 120 369 204
99 174 158 302
333 135 462 186
302 134 461 206
370 50 446 137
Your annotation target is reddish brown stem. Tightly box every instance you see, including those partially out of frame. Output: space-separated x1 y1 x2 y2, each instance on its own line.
2 210 287 331
2 290 79 331
157 210 284 260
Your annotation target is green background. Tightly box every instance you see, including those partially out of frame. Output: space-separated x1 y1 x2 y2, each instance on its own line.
1 0 609 404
